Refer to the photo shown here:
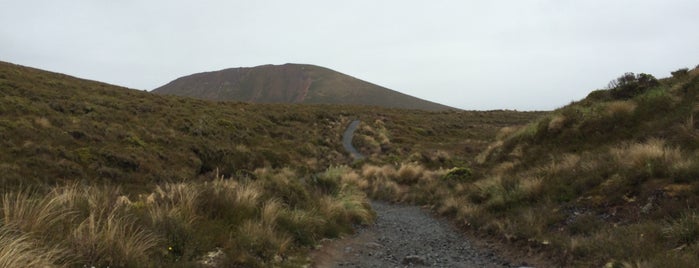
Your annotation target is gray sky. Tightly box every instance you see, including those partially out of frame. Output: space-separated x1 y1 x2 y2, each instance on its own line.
1 0 698 110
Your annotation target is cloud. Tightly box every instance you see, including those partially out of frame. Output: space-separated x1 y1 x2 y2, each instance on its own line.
1 0 698 110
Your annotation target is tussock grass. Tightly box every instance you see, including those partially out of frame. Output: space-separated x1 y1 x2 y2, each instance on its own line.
396 163 425 184
0 166 376 267
234 219 293 261
605 100 637 116
1 190 72 235
547 114 566 132
0 61 542 266
610 138 683 182
335 67 699 267
70 212 159 267
446 68 699 266
0 226 67 267
663 213 699 246
611 138 681 170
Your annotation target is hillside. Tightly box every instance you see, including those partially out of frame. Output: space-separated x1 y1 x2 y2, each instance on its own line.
153 63 456 111
8 58 698 266
351 66 699 267
0 60 539 266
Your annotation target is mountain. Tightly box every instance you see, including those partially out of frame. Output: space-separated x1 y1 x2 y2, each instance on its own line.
0 60 539 266
153 63 456 111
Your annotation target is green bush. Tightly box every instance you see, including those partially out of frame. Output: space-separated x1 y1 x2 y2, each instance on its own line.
671 68 689 78
608 72 659 100
442 167 473 182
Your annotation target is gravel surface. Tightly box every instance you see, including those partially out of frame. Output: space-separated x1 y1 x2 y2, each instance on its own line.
342 120 364 160
312 201 527 268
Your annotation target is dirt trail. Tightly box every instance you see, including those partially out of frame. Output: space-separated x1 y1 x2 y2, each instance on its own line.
311 201 529 268
342 120 364 160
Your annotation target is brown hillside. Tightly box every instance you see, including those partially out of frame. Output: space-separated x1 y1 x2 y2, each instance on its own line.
153 64 456 111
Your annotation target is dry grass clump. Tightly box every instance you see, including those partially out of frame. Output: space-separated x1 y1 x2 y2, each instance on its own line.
437 196 473 217
373 119 391 145
0 185 161 267
562 222 686 267
491 161 516 176
396 163 425 184
234 219 293 262
148 182 201 219
1 190 72 235
605 100 637 116
0 166 376 267
547 114 566 132
369 176 403 201
361 164 396 179
33 117 52 128
495 126 519 141
517 176 544 201
0 226 67 267
355 163 451 203
611 138 683 179
476 140 503 164
340 169 369 190
70 212 159 267
550 154 581 174
318 189 374 229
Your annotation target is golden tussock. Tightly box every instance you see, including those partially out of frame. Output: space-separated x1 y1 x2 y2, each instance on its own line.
605 100 637 116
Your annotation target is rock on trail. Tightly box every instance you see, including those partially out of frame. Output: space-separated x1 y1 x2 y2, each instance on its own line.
311 201 525 268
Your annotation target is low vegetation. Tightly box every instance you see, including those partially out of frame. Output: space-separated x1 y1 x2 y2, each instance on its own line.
0 167 373 267
346 66 699 267
0 61 538 266
8 59 696 266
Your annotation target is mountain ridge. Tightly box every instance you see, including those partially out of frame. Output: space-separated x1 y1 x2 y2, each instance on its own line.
153 63 456 111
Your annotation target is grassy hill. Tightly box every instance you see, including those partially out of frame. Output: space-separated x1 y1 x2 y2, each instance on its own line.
0 61 538 266
348 66 699 266
153 63 456 111
8 58 698 266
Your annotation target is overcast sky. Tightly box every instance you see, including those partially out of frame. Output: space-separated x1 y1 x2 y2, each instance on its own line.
1 1 698 110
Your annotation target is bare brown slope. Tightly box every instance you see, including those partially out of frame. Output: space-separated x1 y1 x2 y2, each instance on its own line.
153 64 456 111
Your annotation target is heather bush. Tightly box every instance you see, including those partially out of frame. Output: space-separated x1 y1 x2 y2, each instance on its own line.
608 72 659 99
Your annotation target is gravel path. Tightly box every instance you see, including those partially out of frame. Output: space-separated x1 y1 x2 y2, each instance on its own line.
342 120 364 160
312 201 525 268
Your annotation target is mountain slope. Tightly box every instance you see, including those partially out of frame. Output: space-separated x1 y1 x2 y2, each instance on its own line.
0 60 538 189
369 67 699 267
0 60 541 266
153 63 456 111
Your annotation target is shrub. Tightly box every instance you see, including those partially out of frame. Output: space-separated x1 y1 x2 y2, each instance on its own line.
585 89 612 102
608 72 659 100
442 167 473 182
671 68 689 78
310 167 343 195
634 88 676 116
